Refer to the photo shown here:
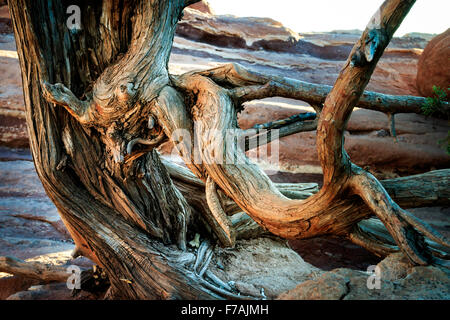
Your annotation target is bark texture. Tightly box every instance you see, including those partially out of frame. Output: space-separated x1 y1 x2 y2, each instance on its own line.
9 0 225 299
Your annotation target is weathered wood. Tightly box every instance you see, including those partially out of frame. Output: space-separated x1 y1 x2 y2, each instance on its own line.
382 169 450 207
0 256 69 283
170 0 448 266
317 0 446 265
202 63 450 115
9 0 222 299
9 0 449 300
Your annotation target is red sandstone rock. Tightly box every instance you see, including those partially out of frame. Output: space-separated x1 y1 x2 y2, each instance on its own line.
416 29 450 98
178 8 300 49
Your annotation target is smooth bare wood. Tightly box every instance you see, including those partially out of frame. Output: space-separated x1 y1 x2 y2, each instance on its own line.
205 176 236 247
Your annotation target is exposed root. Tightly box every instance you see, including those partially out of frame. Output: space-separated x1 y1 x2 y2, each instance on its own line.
357 218 450 260
194 275 256 300
193 240 211 274
205 270 233 291
191 239 263 300
197 249 213 277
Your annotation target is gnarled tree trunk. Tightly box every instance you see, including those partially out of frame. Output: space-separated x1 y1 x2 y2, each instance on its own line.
7 0 449 299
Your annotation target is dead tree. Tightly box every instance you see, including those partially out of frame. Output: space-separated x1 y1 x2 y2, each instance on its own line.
7 0 449 299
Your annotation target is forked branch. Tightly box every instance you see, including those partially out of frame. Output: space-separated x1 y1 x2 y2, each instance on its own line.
168 0 449 266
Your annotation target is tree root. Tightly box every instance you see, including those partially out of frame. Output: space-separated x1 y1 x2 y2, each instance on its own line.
191 240 260 300
193 240 214 276
355 218 450 261
349 226 398 257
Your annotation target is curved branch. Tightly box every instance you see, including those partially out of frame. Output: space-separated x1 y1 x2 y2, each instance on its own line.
172 72 352 239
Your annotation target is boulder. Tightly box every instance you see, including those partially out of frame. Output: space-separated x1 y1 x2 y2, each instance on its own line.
0 276 38 300
278 253 450 300
211 237 322 299
416 29 450 98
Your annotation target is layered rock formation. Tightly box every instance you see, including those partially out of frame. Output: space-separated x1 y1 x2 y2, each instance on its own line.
0 6 27 149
